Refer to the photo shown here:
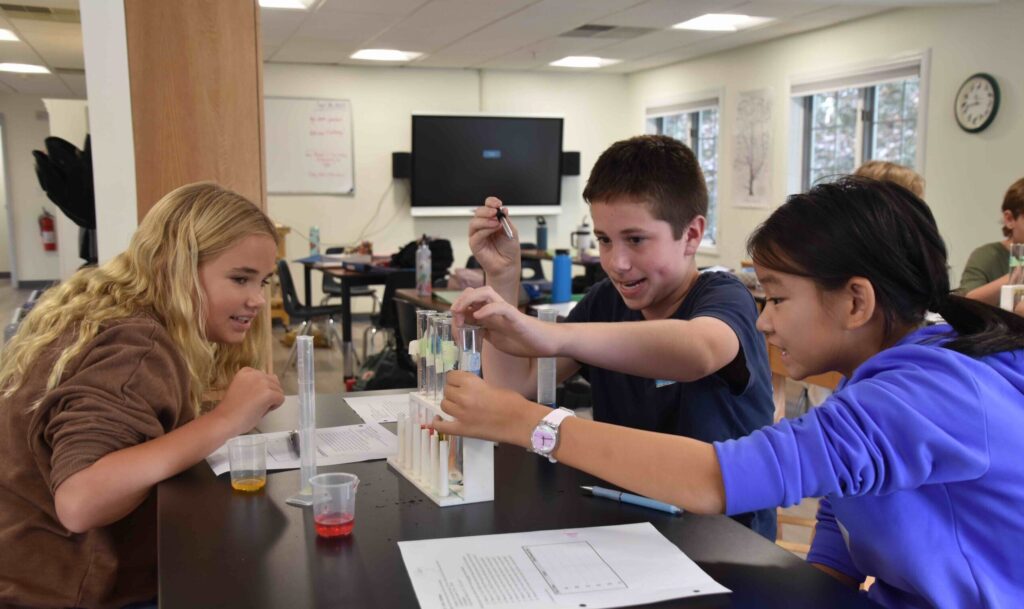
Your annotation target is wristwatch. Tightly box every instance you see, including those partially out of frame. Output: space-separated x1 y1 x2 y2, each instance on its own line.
529 407 575 463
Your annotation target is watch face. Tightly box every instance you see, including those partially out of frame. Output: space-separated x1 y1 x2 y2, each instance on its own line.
955 73 999 133
531 427 556 453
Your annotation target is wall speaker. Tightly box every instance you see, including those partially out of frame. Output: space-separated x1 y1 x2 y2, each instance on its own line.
561 151 580 176
392 152 411 179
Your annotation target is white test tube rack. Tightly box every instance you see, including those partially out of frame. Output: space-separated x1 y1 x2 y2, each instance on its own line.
387 391 494 507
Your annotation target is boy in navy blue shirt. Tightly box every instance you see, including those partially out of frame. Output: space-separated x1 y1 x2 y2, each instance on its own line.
453 135 775 539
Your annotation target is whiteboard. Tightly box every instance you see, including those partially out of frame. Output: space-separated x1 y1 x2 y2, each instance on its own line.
264 97 354 194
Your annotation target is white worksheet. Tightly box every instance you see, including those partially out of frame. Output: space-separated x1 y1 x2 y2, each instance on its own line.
205 422 397 476
346 393 410 424
398 522 729 608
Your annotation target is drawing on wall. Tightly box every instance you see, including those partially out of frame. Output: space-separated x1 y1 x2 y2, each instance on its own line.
733 89 772 208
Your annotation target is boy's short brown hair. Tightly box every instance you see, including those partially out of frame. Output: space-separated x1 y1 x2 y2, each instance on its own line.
582 134 707 239
1002 177 1024 238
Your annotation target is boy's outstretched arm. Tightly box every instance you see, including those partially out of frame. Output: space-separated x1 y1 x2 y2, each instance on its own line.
435 371 726 514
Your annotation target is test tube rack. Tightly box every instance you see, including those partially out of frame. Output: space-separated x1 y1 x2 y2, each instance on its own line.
387 392 494 507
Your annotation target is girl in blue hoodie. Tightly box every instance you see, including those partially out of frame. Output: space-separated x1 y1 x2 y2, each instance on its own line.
435 177 1024 609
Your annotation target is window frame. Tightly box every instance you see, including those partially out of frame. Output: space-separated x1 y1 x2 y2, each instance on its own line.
644 93 722 249
788 52 930 193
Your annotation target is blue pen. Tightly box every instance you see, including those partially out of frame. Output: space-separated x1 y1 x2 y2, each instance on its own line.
581 485 683 516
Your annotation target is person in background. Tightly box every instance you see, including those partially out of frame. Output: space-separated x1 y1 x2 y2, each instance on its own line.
437 177 1024 609
959 177 1024 305
456 134 775 539
853 160 925 197
0 183 285 609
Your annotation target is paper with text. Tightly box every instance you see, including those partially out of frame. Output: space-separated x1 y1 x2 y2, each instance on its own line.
398 522 728 608
346 393 410 424
205 422 397 476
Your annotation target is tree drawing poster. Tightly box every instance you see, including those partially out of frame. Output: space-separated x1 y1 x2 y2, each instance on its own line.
733 89 772 208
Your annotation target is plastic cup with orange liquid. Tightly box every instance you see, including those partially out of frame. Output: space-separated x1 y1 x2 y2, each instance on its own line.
310 472 359 538
228 435 267 492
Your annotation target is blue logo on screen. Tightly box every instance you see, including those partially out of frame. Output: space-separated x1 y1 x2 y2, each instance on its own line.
482 149 502 159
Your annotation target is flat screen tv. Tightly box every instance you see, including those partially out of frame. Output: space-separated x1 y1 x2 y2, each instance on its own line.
411 115 563 215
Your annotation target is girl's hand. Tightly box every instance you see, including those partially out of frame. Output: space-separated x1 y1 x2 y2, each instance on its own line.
433 371 548 447
451 286 562 357
468 197 520 284
211 367 285 435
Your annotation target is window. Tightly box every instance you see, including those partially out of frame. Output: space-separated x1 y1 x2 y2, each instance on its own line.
645 100 720 245
801 77 919 189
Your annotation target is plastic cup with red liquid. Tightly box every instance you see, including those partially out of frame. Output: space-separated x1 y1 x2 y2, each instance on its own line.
310 472 359 538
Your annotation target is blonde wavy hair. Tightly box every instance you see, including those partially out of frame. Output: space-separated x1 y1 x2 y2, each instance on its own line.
853 160 925 198
0 182 278 414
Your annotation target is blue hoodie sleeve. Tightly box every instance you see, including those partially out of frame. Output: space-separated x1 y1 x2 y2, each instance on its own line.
806 498 865 581
713 344 990 514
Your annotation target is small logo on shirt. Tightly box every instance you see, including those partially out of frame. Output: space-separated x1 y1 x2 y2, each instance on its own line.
655 379 677 389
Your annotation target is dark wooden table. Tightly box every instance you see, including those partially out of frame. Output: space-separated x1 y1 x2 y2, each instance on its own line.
158 390 877 608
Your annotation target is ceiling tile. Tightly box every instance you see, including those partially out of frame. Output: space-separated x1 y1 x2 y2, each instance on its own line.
0 72 71 96
370 0 535 52
260 9 310 48
269 36 361 63
8 18 82 69
56 70 86 97
593 0 746 28
592 28 717 61
311 0 430 17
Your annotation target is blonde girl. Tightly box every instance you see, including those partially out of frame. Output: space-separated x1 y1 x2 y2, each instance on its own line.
0 182 284 609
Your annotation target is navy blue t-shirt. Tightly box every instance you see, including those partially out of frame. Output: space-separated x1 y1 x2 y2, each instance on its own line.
566 271 776 539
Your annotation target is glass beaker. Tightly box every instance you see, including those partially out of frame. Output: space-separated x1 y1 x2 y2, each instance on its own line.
1009 243 1024 285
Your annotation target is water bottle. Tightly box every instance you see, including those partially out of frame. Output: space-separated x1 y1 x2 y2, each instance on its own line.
416 235 432 297
535 216 548 252
552 248 571 303
309 226 320 257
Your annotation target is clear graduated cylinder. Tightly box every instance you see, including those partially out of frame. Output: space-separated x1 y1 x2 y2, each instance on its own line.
286 335 317 507
415 310 436 394
536 308 558 407
433 315 455 402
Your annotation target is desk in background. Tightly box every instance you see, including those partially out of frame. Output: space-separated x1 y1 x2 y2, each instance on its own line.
157 391 878 609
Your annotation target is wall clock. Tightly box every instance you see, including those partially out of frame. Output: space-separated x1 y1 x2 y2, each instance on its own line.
954 72 999 133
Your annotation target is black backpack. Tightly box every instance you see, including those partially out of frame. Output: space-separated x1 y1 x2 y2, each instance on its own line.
390 237 454 281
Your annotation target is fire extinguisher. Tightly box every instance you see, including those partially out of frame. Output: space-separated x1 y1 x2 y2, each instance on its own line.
38 210 56 252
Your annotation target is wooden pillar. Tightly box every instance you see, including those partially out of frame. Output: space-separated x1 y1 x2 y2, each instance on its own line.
124 0 266 218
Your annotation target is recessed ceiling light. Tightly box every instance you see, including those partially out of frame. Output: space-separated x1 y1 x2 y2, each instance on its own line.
350 49 422 62
549 56 620 69
672 14 773 32
258 0 315 9
0 63 50 74
0 29 19 42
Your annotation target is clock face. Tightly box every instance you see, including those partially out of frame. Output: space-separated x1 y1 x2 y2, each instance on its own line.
955 73 1000 133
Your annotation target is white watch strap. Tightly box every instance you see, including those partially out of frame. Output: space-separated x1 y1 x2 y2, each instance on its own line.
542 407 574 430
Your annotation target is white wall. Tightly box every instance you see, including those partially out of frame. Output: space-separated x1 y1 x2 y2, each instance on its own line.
43 98 89 281
263 64 629 305
0 94 60 282
628 2 1024 281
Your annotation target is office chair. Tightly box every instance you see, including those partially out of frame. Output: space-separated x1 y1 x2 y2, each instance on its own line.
276 259 348 373
321 246 380 315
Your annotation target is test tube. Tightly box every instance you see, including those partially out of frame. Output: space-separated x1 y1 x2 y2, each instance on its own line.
536 308 558 407
416 310 436 395
448 435 463 496
457 324 482 376
433 315 455 402
287 335 317 507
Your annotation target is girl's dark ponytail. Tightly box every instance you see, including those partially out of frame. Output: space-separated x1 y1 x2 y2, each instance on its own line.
932 292 1024 356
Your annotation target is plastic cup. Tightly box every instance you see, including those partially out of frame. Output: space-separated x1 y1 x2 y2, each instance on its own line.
310 472 359 538
228 435 267 492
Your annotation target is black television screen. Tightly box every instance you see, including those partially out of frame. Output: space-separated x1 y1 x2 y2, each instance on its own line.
411 115 563 210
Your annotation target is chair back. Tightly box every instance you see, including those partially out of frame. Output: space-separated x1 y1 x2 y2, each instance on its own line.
378 270 415 330
393 298 418 372
322 246 345 294
276 259 304 316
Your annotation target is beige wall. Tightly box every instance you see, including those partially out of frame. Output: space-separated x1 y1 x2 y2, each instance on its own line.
628 2 1024 281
